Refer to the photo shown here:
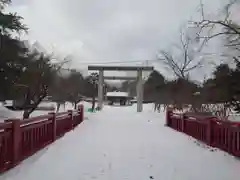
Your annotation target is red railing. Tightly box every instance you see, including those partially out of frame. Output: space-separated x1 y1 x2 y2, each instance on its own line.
166 109 240 157
0 105 84 173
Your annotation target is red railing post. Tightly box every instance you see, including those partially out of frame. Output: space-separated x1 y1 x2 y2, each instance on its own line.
207 119 213 146
234 127 240 156
12 119 21 165
68 110 73 130
78 105 84 123
181 114 186 132
49 112 56 142
5 119 21 165
227 128 232 154
165 108 172 126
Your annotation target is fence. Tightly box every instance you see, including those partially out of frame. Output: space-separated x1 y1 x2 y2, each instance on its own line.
0 105 84 173
166 109 240 157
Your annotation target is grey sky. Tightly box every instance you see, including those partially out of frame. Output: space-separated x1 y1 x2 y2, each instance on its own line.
10 0 227 79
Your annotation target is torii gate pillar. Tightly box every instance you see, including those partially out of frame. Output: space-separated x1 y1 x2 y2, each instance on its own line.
136 70 143 112
98 70 104 110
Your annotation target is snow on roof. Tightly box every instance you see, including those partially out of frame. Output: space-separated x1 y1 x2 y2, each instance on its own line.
106 92 129 97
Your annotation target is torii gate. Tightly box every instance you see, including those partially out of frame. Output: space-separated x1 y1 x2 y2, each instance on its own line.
88 66 154 112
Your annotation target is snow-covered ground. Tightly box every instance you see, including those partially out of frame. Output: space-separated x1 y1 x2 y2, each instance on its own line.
228 114 240 122
0 101 92 122
1 104 239 180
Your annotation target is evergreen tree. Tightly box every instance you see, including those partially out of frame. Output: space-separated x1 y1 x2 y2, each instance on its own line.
0 0 28 100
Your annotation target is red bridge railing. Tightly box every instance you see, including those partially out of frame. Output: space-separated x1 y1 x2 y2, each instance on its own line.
166 109 240 157
0 104 84 173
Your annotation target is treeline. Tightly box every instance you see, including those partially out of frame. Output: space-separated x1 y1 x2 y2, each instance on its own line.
143 1 240 114
143 63 240 113
0 1 100 118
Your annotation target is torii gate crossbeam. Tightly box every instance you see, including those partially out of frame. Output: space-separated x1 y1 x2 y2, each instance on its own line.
104 76 136 80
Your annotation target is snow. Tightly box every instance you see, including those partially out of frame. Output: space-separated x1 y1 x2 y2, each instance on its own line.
0 101 80 122
79 101 92 110
0 104 23 121
0 100 93 122
228 114 240 122
106 91 129 97
1 104 240 180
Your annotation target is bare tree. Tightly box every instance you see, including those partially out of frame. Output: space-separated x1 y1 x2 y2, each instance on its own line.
192 0 240 63
156 27 207 112
50 75 68 112
16 51 67 119
65 71 84 110
157 29 206 79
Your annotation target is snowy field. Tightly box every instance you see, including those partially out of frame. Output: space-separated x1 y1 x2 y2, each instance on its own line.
0 101 92 122
1 104 239 180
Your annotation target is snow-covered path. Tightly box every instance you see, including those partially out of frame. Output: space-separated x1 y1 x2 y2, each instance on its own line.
1 105 240 180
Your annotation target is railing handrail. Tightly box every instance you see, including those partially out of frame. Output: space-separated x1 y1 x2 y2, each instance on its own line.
170 111 240 126
0 121 12 129
0 110 80 127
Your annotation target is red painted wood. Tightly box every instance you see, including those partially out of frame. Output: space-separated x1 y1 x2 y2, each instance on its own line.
11 120 21 164
166 110 240 157
78 105 84 123
49 112 56 142
0 122 13 172
68 110 73 130
0 105 84 173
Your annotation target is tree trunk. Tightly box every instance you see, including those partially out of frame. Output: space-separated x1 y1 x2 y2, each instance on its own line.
63 102 65 111
56 103 60 112
22 93 47 119
23 110 30 119
92 96 95 111
74 102 77 110
154 103 157 111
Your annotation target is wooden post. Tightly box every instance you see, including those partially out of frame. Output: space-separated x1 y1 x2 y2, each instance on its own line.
207 119 213 146
5 119 21 165
181 114 186 132
49 112 56 142
227 124 232 154
78 105 84 123
136 70 143 112
68 110 73 129
165 109 172 126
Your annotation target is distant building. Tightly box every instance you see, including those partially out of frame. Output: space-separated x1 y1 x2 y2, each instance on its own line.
106 91 132 106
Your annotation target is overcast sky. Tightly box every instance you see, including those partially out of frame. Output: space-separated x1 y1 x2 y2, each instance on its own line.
9 0 227 80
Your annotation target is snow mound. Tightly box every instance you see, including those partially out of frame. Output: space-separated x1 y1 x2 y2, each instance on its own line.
0 104 23 121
